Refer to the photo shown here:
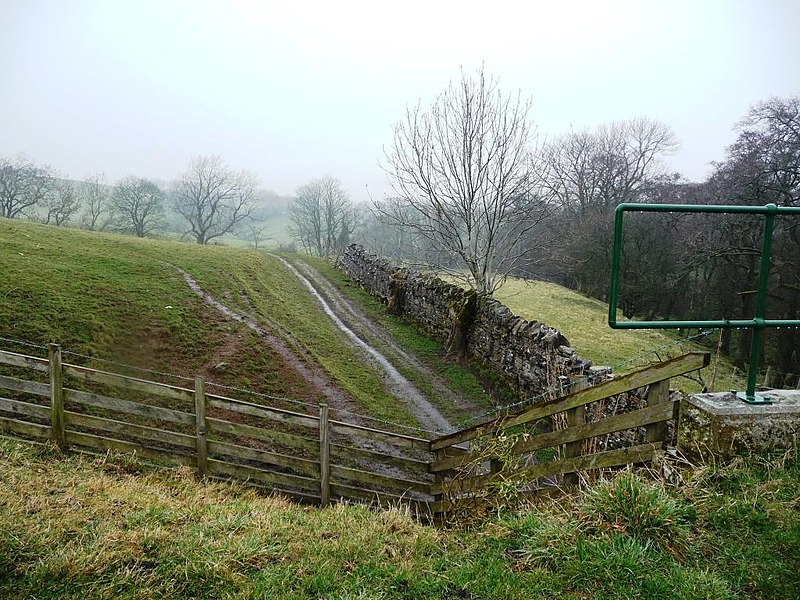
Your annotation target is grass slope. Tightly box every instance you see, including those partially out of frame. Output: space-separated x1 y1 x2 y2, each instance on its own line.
2 437 798 599
493 279 745 393
0 219 421 426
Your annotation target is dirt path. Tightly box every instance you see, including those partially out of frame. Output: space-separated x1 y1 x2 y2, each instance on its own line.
274 255 468 434
177 264 461 483
178 268 354 408
290 258 481 413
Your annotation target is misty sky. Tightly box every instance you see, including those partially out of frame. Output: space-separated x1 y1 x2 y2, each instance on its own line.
1 0 798 203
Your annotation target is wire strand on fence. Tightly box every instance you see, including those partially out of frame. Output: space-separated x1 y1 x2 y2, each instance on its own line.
0 335 49 351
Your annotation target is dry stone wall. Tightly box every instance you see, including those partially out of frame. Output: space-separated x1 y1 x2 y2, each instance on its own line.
340 245 595 399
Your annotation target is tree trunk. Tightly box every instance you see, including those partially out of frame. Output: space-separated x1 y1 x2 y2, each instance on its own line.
445 290 477 363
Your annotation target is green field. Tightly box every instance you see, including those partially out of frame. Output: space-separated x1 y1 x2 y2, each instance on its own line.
2 437 797 599
493 278 745 393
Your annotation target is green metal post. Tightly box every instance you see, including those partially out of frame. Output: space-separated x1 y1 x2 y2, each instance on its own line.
740 204 777 404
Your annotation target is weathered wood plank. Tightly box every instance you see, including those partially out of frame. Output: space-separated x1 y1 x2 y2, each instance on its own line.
206 459 319 493
206 439 320 477
65 388 196 426
0 415 50 440
432 443 661 496
330 443 431 476
0 375 50 398
64 431 196 466
431 352 709 451
646 380 670 446
330 465 430 495
0 350 49 373
206 417 319 453
430 401 676 473
319 403 330 506
206 476 322 505
62 364 194 402
207 394 319 429
330 482 432 507
49 344 65 448
64 411 196 450
330 420 432 452
195 377 207 477
0 396 51 420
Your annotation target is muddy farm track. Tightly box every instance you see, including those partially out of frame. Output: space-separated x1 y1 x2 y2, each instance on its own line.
177 258 482 480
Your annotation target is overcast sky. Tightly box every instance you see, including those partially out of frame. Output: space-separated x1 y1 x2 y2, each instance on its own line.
1 0 798 203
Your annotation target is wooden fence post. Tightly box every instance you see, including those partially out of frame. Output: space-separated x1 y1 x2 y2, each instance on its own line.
195 376 208 477
563 376 589 485
563 406 584 485
319 403 330 506
48 343 65 449
646 379 671 447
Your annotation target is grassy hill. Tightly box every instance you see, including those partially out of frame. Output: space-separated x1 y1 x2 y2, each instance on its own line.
0 219 451 427
2 436 797 599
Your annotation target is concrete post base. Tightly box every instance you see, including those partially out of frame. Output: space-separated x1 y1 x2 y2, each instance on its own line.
677 390 800 463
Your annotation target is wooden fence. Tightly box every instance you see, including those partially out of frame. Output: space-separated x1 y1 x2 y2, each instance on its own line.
0 345 435 512
0 344 709 520
428 352 710 519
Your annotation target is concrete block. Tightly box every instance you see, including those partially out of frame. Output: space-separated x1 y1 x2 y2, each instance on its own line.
678 390 800 462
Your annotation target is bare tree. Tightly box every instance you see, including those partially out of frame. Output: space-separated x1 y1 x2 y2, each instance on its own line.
0 155 53 219
247 223 271 250
173 156 257 244
379 67 547 295
288 176 357 257
536 118 678 296
42 179 81 226
538 118 679 218
81 173 111 231
112 177 164 237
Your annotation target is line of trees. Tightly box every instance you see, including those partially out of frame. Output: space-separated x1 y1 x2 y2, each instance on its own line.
0 155 264 243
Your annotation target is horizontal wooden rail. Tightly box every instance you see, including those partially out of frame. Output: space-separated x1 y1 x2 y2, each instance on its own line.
330 443 431 476
0 415 50 440
64 430 196 466
0 375 50 397
431 400 676 473
330 482 432 508
207 439 320 477
432 442 662 499
330 464 430 495
206 475 322 505
0 350 49 373
65 411 196 450
207 394 319 429
207 458 319 493
65 388 196 426
431 352 709 451
330 420 432 452
206 417 320 454
62 364 195 402
0 396 51 420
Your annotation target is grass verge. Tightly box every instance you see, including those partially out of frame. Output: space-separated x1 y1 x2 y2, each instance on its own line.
2 436 797 599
